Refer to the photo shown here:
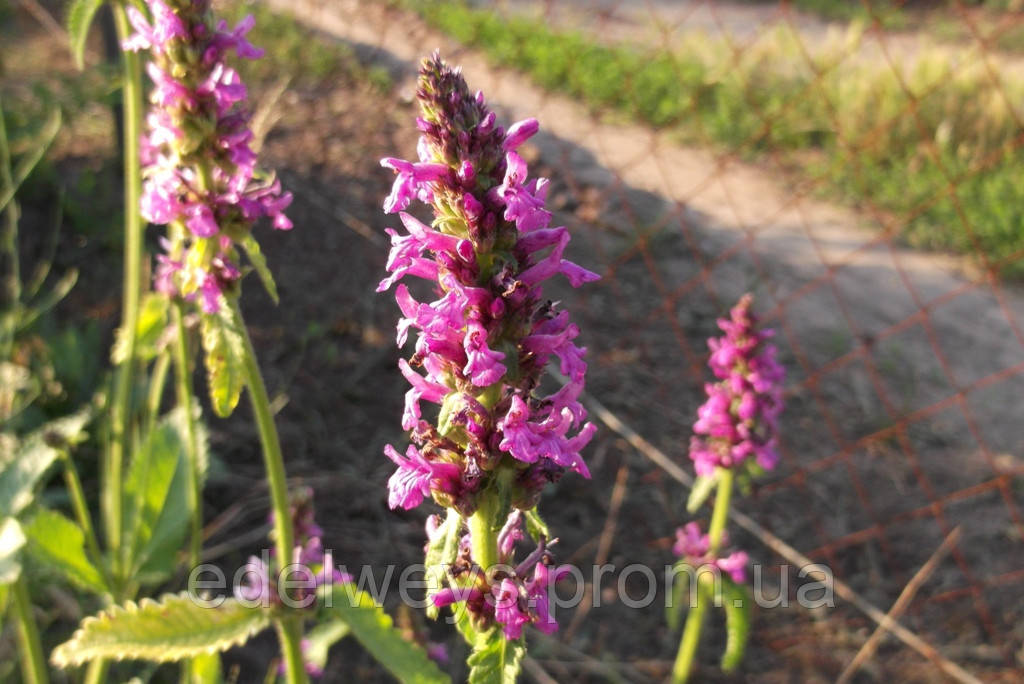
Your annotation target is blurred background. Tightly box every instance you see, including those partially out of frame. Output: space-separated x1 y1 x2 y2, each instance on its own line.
2 0 1023 681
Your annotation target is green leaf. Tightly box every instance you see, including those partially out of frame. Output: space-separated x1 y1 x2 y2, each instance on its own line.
187 652 223 684
239 235 278 305
0 409 91 517
467 629 524 684
720 579 752 673
0 517 26 585
303 619 350 675
0 106 61 215
111 293 170 363
318 585 449 684
50 593 272 667
424 510 461 620
199 309 245 418
126 407 209 582
523 507 549 542
24 509 106 594
686 472 719 514
66 0 104 70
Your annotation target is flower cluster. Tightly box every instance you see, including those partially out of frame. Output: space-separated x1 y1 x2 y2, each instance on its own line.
673 522 749 584
235 488 348 608
124 0 292 313
431 512 566 639
690 294 784 477
379 53 599 516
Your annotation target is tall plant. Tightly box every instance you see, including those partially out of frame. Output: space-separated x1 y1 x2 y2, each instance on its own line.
377 52 600 681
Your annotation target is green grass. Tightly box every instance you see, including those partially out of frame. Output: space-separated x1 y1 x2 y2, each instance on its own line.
224 2 392 91
412 1 1024 276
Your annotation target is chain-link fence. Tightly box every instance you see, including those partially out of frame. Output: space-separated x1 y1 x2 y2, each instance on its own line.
259 0 1024 680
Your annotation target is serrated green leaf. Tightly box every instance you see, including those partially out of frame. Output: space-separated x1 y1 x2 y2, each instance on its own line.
0 517 26 585
50 593 272 667
303 619 349 674
720 579 752 673
0 106 61 215
199 310 245 418
686 472 719 514
24 509 106 594
523 508 549 543
187 652 223 684
467 629 524 684
66 0 105 70
424 510 461 620
318 585 449 684
239 235 278 305
0 409 91 517
111 293 170 363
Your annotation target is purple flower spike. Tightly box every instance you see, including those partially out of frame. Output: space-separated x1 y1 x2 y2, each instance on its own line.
126 0 291 312
378 53 598 520
673 522 749 584
689 294 784 477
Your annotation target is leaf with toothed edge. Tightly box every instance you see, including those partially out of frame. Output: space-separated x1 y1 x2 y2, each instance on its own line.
467 628 525 684
239 235 279 305
66 0 104 70
199 309 246 418
317 585 449 684
721 578 752 673
50 593 272 667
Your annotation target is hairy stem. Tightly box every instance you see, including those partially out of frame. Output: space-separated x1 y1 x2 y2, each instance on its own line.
672 467 736 683
106 0 146 566
229 298 308 684
172 303 202 568
11 576 48 684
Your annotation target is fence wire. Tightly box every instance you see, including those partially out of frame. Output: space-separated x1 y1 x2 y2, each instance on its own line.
269 0 1024 679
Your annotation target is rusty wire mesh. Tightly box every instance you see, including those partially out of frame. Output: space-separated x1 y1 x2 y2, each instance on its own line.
260 0 1024 680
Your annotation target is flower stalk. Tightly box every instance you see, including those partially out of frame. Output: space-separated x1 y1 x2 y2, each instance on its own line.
11 575 48 684
106 0 147 570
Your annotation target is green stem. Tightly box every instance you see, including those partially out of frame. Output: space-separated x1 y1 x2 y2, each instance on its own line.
0 92 21 360
11 576 48 684
83 658 108 684
106 0 146 562
172 303 202 568
145 351 171 434
672 468 736 684
228 298 308 684
467 505 498 574
59 450 112 591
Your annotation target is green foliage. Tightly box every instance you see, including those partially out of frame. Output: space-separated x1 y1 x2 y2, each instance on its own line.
65 0 105 70
239 235 279 305
0 106 61 216
720 579 752 673
23 508 106 593
112 293 171 364
199 309 246 418
50 593 272 667
318 585 450 684
302 620 350 675
0 410 91 518
125 407 208 583
414 1 1024 276
187 652 224 684
424 509 461 619
686 473 719 514
466 629 525 684
0 516 26 585
522 508 549 543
